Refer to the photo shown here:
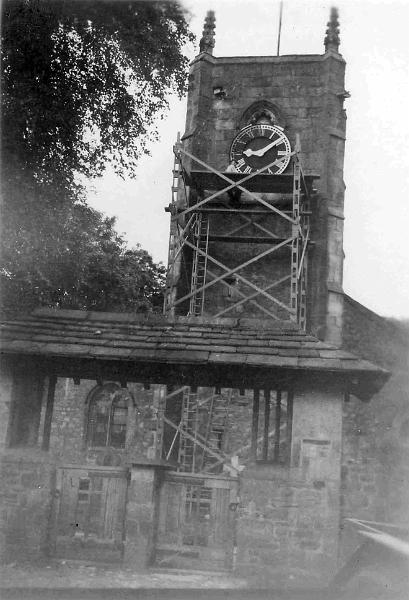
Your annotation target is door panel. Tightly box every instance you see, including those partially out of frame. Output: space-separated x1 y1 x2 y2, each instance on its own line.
54 465 127 562
155 472 238 571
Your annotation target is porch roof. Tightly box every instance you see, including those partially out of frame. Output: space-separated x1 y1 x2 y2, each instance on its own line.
0 308 388 399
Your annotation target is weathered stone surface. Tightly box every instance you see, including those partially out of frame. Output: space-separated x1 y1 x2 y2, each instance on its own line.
47 380 165 467
123 465 160 569
0 451 55 562
339 296 409 564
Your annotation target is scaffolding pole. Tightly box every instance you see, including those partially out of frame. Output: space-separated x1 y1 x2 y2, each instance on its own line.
165 137 313 328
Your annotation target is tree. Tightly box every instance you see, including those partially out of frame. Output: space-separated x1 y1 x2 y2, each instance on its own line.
1 180 166 316
1 0 194 182
0 0 193 316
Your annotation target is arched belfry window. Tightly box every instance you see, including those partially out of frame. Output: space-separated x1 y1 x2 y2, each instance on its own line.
239 100 286 130
86 383 133 448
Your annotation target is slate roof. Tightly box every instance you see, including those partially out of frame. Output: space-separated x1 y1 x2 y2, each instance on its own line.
0 309 388 394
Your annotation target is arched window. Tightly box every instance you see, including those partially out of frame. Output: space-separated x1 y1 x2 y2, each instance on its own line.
239 100 285 130
86 383 132 448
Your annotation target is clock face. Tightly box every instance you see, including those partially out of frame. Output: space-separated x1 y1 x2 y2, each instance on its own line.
229 124 291 174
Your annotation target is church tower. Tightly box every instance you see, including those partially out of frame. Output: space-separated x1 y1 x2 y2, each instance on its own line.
165 8 347 345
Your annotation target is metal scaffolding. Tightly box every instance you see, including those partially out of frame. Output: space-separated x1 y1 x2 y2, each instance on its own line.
163 386 233 475
161 385 291 475
164 136 316 330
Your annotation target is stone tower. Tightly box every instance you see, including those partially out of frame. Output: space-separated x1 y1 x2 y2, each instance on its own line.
165 7 348 345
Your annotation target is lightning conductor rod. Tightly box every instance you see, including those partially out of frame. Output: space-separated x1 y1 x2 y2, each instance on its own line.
277 1 283 56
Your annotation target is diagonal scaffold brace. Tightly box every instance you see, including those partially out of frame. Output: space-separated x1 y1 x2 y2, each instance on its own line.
164 136 311 328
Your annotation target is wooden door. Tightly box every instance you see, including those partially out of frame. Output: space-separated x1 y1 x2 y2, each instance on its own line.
155 472 238 571
54 465 128 562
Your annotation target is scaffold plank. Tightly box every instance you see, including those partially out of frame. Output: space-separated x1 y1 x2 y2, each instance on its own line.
187 170 318 194
207 235 291 244
176 148 296 223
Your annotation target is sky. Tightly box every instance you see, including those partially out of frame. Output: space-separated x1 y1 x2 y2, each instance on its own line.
86 0 409 319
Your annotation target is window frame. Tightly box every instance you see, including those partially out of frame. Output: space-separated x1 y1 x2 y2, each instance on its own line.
251 388 293 465
86 383 132 449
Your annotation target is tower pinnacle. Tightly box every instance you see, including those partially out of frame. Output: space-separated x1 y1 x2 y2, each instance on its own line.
199 10 216 55
324 7 340 53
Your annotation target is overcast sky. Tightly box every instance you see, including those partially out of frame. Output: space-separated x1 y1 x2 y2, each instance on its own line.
87 0 409 319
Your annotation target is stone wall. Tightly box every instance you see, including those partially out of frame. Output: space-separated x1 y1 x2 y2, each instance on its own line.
237 471 337 586
186 55 342 175
123 465 163 569
48 379 166 466
0 366 55 562
234 385 343 586
340 295 409 561
0 449 55 562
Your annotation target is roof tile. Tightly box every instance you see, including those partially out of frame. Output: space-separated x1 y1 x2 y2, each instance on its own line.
245 354 298 367
0 310 388 386
209 352 247 363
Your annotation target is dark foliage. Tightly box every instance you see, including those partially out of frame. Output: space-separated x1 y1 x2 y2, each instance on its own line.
1 169 166 316
2 0 194 181
1 0 193 316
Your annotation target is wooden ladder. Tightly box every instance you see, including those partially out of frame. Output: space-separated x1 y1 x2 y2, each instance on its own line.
178 388 199 472
189 213 209 316
202 389 232 473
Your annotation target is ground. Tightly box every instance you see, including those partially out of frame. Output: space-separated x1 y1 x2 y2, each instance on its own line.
0 560 247 589
0 559 408 600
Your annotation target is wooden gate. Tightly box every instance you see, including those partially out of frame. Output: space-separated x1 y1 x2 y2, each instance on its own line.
155 472 238 571
53 465 128 562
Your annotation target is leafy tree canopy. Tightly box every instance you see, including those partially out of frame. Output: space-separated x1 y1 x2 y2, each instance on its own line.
2 0 194 183
1 0 193 317
1 171 166 316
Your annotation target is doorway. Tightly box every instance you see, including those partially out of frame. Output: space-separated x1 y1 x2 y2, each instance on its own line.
53 465 128 562
155 471 238 571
